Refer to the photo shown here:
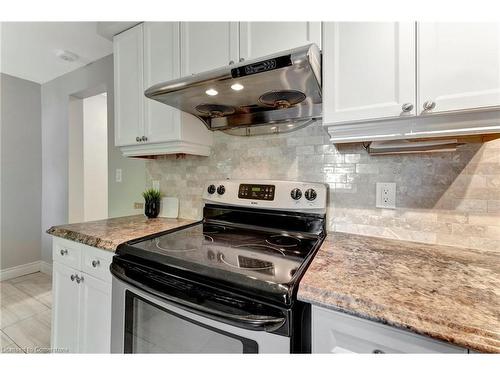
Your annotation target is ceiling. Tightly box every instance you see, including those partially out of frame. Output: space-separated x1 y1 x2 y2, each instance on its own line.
0 22 134 84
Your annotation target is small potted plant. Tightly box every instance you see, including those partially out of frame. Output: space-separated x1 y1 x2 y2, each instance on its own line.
142 188 162 219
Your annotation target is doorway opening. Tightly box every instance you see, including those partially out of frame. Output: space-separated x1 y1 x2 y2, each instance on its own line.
68 90 108 223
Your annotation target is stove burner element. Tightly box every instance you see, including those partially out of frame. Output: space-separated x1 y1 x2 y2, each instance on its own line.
266 235 301 248
203 225 226 234
196 104 235 118
233 243 286 256
154 235 213 252
259 90 306 109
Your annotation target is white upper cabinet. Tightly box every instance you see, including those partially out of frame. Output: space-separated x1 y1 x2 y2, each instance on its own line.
323 22 416 125
143 22 181 143
114 22 213 157
113 23 144 146
239 22 321 60
418 22 500 114
180 22 239 75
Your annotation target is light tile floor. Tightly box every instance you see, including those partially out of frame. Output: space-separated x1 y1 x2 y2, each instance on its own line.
0 272 52 353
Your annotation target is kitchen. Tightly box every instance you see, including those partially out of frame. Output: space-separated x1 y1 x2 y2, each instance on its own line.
0 1 499 373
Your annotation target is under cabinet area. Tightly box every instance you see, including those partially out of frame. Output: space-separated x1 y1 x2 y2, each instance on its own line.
322 22 500 142
312 306 467 354
51 237 113 353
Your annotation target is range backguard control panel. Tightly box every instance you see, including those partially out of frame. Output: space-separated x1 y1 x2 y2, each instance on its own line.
238 184 275 201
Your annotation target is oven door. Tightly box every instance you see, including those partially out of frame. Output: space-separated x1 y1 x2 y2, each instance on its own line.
110 265 290 353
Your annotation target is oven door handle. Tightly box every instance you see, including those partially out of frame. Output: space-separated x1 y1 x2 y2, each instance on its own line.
111 263 286 332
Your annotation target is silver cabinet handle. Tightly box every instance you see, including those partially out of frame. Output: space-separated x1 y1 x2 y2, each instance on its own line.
239 58 245 62
372 349 385 354
401 103 414 112
229 60 235 65
70 274 75 281
141 135 148 142
60 249 68 256
91 260 100 268
136 136 141 142
75 275 84 284
423 100 436 111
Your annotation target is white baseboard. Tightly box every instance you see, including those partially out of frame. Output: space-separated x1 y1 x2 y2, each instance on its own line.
40 261 53 275
0 260 50 281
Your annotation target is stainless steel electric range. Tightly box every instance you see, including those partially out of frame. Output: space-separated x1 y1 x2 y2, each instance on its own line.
110 180 327 353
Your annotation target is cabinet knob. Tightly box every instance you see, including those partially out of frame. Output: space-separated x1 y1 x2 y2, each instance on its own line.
70 274 75 281
141 136 148 142
75 275 84 284
423 100 436 111
229 60 235 65
91 259 100 268
60 249 68 256
401 103 414 112
136 136 141 142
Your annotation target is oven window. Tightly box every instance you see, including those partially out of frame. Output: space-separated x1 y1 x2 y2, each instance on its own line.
124 291 258 353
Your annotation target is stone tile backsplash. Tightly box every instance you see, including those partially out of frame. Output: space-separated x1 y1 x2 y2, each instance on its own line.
146 122 500 252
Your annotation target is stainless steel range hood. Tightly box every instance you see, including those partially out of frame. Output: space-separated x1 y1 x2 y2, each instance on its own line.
145 44 322 136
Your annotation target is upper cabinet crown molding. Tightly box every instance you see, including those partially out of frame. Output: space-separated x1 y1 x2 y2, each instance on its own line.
322 22 500 143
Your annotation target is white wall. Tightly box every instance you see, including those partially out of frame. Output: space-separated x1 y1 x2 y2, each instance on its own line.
83 93 108 221
41 55 146 264
0 73 42 270
68 97 84 223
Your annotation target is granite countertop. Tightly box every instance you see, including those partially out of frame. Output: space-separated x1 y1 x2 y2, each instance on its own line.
47 215 198 252
298 232 500 353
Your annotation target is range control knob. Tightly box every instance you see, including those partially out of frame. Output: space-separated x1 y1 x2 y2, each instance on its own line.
305 188 317 201
217 185 226 195
207 184 216 194
290 188 302 200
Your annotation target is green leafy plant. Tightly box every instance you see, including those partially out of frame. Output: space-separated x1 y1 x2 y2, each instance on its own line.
142 188 162 203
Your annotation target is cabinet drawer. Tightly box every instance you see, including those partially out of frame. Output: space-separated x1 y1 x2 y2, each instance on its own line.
312 306 467 353
53 238 82 269
81 246 114 283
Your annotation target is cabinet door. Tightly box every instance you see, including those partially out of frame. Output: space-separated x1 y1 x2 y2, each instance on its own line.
144 22 181 143
79 273 112 353
239 22 321 60
51 262 81 353
114 23 144 146
323 22 416 124
418 22 500 114
180 22 239 75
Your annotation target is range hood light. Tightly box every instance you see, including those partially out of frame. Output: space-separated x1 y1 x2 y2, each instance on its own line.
205 89 218 96
231 83 244 91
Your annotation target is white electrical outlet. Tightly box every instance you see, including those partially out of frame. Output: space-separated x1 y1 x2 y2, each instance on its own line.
152 180 160 190
376 182 396 209
115 169 122 183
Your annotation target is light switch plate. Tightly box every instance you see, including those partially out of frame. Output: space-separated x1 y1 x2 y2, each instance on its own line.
376 182 396 209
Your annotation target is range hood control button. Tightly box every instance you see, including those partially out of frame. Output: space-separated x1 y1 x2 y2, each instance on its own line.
217 185 226 195
290 188 302 200
305 189 317 201
207 184 216 194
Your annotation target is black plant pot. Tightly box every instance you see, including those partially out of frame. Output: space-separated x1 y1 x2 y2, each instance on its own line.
144 199 160 219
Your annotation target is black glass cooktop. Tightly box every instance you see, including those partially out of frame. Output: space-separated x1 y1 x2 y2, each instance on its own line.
116 221 322 306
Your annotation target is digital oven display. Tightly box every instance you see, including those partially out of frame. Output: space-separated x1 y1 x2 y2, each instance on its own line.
238 184 275 201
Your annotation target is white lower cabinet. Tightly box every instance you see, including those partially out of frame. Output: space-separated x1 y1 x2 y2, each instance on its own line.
51 237 113 353
312 305 467 353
